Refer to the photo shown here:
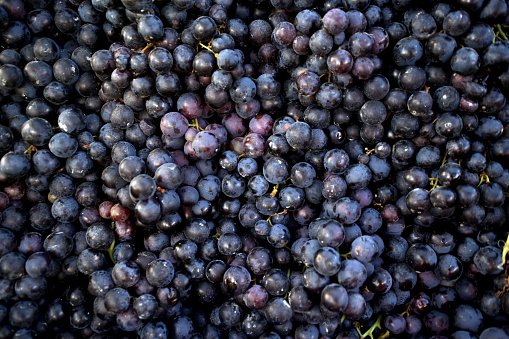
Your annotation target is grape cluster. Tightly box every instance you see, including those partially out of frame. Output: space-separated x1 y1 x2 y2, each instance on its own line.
0 0 508 338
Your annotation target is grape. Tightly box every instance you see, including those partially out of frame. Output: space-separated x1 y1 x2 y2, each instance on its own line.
0 1 507 337
160 112 189 138
192 131 220 160
146 258 175 287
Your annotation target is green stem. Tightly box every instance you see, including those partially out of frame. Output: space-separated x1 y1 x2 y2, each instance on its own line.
499 233 509 269
340 252 352 260
107 239 116 264
497 24 508 40
198 42 217 56
357 314 383 339
189 118 204 131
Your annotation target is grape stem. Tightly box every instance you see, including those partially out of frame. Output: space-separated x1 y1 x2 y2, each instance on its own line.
140 43 155 53
340 252 352 260
496 235 509 297
428 177 439 192
478 171 490 186
24 145 37 159
440 152 448 166
498 233 509 269
356 314 383 339
106 238 116 264
270 184 279 197
266 208 288 226
497 24 508 40
216 25 226 34
400 305 411 317
428 152 448 191
189 118 204 131
320 71 332 83
198 42 218 56
24 145 37 154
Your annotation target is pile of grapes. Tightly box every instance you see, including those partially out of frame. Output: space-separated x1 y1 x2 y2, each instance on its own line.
1 0 509 337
